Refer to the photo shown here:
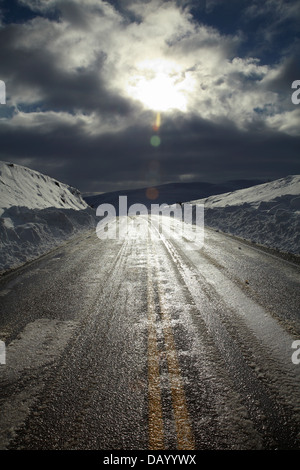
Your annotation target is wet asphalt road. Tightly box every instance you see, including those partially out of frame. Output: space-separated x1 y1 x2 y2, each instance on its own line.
0 216 300 450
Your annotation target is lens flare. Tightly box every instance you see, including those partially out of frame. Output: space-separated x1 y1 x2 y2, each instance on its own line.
153 112 161 132
150 135 161 147
146 187 159 200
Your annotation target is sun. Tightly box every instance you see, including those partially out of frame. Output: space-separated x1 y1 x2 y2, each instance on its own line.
126 59 194 112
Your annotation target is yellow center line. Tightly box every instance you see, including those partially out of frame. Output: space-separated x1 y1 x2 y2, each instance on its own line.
147 234 195 450
147 241 165 450
160 311 195 450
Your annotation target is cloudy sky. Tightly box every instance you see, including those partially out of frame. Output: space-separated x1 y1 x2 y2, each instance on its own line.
0 0 299 194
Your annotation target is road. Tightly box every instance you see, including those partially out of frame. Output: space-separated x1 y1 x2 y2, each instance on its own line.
0 215 300 450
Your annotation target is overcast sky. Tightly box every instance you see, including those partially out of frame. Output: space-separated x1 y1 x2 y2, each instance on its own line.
0 0 299 194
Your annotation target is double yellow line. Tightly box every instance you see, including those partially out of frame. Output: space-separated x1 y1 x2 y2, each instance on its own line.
147 240 195 450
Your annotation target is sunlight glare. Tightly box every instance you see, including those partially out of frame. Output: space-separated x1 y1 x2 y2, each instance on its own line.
126 59 193 112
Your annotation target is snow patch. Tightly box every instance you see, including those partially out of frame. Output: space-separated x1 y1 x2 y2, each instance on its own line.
0 318 78 449
0 161 96 273
191 175 300 255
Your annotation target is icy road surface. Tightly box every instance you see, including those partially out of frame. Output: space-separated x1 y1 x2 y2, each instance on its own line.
0 215 300 450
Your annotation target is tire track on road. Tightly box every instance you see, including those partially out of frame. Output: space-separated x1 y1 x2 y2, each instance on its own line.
7 238 148 450
150 222 300 449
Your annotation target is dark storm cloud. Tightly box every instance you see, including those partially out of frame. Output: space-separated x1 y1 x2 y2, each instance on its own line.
57 1 90 29
0 23 133 116
264 57 300 95
1 111 299 193
0 0 299 193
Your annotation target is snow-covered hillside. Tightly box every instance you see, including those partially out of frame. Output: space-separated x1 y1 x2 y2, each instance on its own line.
191 175 300 255
0 161 96 273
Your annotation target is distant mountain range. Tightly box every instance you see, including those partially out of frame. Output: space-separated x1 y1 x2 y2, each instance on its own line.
84 179 266 211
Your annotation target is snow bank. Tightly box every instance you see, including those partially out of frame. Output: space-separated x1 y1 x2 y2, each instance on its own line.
191 175 300 255
0 161 96 273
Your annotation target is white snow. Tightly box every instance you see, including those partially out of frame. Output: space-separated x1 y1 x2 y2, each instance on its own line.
191 175 300 255
0 318 79 449
0 161 96 273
